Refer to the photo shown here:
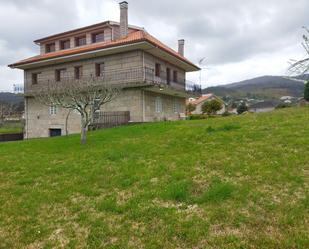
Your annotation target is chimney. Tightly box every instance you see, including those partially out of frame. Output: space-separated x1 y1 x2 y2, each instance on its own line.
178 39 185 56
119 1 128 38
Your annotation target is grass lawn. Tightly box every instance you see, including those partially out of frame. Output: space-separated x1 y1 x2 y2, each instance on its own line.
0 107 308 248
0 122 23 134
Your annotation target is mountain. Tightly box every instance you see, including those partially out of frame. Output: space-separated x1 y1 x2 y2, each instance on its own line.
203 75 309 99
0 92 23 104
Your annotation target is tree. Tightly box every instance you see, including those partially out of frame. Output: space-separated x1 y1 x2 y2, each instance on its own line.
304 80 309 101
33 77 121 144
0 101 14 125
237 101 248 114
186 103 196 114
289 27 309 75
202 99 222 115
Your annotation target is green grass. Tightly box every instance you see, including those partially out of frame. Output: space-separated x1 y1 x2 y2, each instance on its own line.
0 107 308 248
0 122 23 134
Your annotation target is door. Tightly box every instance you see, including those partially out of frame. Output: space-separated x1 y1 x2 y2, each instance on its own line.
166 68 171 85
49 128 61 137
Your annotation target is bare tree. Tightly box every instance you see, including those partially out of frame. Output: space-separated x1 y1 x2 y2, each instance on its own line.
0 101 14 126
33 77 121 144
289 27 309 75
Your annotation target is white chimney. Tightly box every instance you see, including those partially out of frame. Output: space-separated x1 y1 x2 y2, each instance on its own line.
178 39 185 56
119 1 128 38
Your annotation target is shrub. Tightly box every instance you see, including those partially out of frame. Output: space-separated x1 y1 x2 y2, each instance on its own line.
237 102 248 114
276 102 292 109
222 111 232 117
187 114 208 120
304 80 309 101
202 99 222 115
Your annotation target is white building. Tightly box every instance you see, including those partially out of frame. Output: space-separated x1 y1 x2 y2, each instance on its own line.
13 84 24 94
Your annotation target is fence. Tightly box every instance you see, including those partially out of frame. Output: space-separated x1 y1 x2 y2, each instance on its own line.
0 133 23 142
90 111 130 129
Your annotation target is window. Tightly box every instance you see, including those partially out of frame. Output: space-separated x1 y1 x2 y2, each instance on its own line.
55 68 66 82
45 43 55 53
74 66 82 80
60 39 70 50
173 98 181 113
75 36 86 47
155 63 161 77
95 63 104 77
49 105 57 115
49 128 61 137
155 96 162 113
92 32 104 43
173 70 178 83
166 68 171 85
31 73 41 85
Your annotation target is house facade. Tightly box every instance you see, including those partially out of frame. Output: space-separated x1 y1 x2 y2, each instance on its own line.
187 94 226 114
9 2 200 139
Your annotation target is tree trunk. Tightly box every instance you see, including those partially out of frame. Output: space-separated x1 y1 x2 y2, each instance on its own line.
81 125 87 144
65 109 72 136
80 117 88 145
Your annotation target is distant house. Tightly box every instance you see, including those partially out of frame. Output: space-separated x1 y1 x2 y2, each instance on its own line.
280 96 294 101
249 100 279 113
187 94 226 114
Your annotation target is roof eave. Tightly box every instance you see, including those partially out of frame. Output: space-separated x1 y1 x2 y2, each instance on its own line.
9 40 199 72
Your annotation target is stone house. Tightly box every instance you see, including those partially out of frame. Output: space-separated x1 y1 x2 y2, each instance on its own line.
187 94 226 114
9 1 200 139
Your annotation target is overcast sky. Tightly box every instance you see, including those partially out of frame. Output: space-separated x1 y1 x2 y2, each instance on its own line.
0 0 308 91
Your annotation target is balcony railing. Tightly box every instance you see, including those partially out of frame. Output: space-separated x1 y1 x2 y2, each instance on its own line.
25 66 201 95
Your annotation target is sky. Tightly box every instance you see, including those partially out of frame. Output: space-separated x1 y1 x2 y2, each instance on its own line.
0 0 308 91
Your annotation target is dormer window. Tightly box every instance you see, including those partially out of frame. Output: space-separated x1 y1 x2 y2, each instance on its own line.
45 43 55 53
75 36 86 47
60 39 70 50
92 32 104 43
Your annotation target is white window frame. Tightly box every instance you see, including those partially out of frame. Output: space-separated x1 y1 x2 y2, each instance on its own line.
155 96 162 113
173 98 180 113
49 105 57 115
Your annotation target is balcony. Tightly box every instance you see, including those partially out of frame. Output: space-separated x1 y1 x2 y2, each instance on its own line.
25 66 202 96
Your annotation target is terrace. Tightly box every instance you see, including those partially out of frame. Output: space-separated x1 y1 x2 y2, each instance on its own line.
25 66 202 96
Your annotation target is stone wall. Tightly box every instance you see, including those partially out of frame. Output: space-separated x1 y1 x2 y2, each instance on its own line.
143 52 186 86
25 50 143 92
143 90 185 121
25 88 185 138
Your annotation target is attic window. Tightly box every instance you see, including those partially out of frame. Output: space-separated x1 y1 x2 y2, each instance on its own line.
75 36 86 47
92 32 104 43
60 39 70 50
45 43 55 53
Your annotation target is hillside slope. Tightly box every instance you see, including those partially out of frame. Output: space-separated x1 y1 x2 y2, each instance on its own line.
0 108 308 248
204 75 308 99
0 92 23 104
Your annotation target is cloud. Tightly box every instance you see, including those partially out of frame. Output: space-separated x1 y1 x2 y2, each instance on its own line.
0 0 308 91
